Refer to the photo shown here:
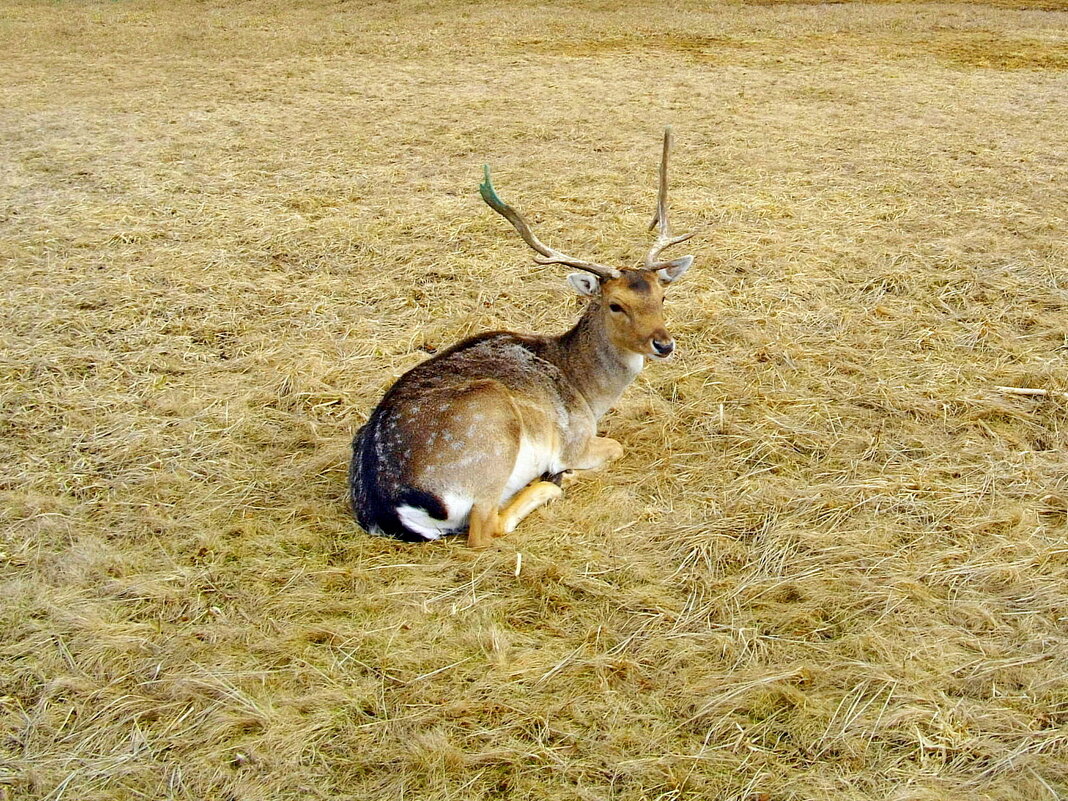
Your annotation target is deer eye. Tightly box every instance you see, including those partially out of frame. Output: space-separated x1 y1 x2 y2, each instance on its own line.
608 303 624 314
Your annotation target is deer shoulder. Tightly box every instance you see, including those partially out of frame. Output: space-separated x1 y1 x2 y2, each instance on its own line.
350 129 696 548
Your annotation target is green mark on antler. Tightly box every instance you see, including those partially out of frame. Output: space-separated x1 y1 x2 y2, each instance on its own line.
479 164 504 210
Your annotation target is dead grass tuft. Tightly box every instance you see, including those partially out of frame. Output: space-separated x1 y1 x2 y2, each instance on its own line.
2 0 1068 799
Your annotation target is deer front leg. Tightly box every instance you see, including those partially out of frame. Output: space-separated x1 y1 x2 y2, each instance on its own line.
500 481 563 534
570 436 624 471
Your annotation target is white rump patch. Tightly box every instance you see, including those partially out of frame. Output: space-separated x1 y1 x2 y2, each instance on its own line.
396 492 472 541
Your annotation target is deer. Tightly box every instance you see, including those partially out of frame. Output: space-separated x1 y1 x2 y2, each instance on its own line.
349 128 696 548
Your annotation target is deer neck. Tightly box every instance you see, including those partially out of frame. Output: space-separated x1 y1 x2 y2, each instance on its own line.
551 300 643 420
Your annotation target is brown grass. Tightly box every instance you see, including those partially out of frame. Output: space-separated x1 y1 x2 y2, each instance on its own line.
2 0 1068 799
534 29 1068 70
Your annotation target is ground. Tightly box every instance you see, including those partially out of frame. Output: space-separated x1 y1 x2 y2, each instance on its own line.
2 1 1067 799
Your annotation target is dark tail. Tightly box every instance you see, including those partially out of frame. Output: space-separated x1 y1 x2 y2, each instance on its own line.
349 420 449 543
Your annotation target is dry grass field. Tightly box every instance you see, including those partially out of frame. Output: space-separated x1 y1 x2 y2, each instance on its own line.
3 0 1068 798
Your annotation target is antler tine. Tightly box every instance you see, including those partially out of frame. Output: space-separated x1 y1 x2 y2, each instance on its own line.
480 166 620 280
645 127 695 270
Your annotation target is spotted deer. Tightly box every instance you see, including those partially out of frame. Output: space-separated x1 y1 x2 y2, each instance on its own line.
350 128 696 548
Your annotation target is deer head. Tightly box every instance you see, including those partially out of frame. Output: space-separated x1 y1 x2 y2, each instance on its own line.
480 127 695 361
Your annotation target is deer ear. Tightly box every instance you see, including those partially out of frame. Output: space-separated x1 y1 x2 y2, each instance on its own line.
567 273 601 296
656 255 694 285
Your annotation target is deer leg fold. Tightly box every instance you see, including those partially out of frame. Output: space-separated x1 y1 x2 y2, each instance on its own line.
571 436 624 471
467 503 501 550
500 481 564 535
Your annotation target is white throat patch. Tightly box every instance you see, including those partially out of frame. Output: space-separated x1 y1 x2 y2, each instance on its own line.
623 351 645 375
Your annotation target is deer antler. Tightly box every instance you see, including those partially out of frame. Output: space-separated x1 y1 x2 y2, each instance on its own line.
480 166 621 281
645 127 695 271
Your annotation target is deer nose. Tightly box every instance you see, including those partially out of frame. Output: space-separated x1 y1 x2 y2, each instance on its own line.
652 338 674 357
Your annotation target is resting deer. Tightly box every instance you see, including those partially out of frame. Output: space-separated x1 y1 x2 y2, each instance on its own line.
350 128 696 548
